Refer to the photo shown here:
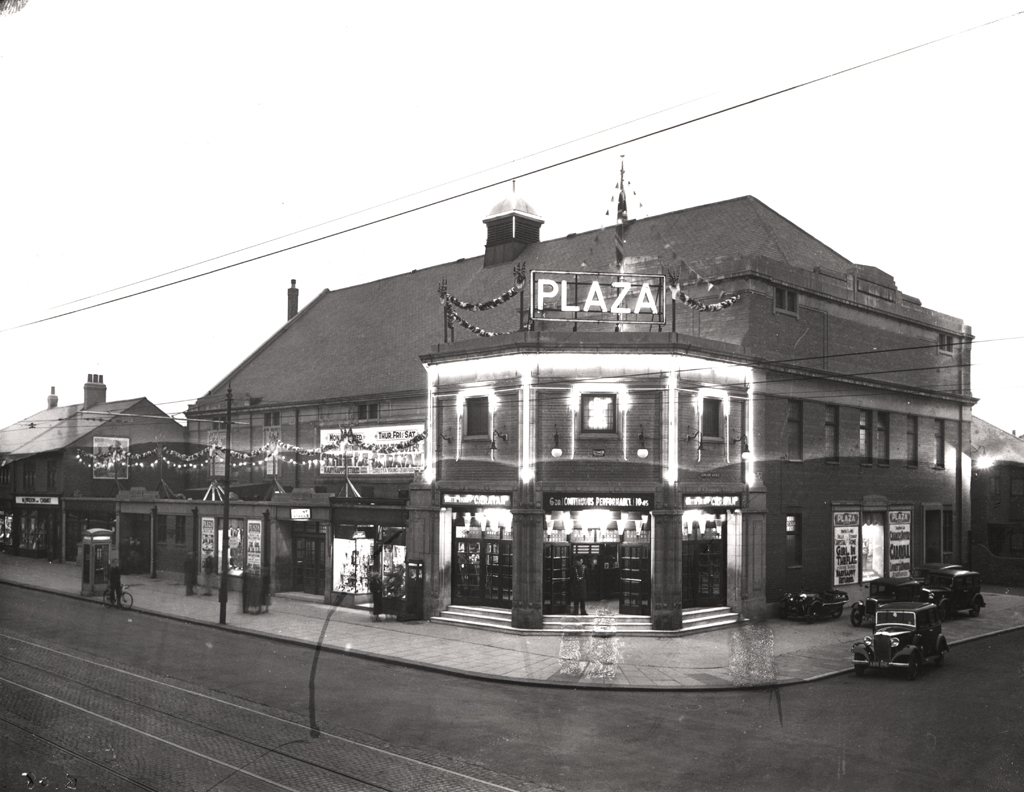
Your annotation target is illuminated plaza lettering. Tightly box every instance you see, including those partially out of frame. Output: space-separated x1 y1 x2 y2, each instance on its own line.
532 271 664 324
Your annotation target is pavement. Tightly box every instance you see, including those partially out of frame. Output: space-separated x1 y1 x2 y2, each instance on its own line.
3 553 1023 691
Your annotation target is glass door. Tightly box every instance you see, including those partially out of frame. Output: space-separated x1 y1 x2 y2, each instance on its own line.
294 535 325 595
619 544 650 615
681 512 727 608
543 543 570 613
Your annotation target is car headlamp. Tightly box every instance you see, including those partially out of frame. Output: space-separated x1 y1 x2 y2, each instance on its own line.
864 636 872 646
890 637 900 648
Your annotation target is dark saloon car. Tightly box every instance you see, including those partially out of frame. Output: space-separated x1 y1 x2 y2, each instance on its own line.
911 563 963 581
849 577 925 627
922 569 985 620
852 602 949 680
780 589 848 623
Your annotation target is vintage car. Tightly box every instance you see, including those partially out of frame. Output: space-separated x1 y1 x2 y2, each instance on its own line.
849 577 926 627
921 568 985 620
780 589 848 622
852 602 949 680
910 562 963 581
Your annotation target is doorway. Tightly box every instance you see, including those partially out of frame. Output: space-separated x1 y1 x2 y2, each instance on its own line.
294 535 325 595
681 511 728 608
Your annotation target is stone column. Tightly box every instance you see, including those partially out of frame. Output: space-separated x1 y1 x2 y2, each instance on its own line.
511 482 544 629
651 507 683 630
738 481 767 620
406 479 446 618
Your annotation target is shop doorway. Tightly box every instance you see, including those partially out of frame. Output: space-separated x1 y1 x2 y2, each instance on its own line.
450 503 514 608
681 511 728 608
294 535 325 595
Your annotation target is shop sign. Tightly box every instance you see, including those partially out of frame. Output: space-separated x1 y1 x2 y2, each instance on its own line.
246 520 262 573
888 510 912 578
531 270 665 325
684 495 739 508
544 493 653 510
833 511 860 526
443 493 512 508
290 508 311 520
834 525 859 585
15 495 59 506
319 425 425 475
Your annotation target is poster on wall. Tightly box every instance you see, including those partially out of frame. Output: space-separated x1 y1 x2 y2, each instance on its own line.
332 536 374 594
888 510 912 578
833 511 860 585
246 519 262 573
319 425 424 475
92 437 130 479
201 517 216 563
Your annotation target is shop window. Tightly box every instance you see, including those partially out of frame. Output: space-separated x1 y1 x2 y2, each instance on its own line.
775 287 798 315
582 393 617 434
906 415 918 467
785 400 802 461
46 459 58 489
861 513 885 582
859 411 872 463
934 419 945 469
701 397 722 439
785 514 802 567
22 463 35 490
465 396 490 437
824 405 839 462
875 412 889 464
357 403 379 421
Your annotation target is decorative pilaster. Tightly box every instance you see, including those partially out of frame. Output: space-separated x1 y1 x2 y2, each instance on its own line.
511 481 544 629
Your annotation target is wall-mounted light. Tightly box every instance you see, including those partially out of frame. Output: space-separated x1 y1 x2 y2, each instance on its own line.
733 434 752 460
686 428 702 451
490 428 508 454
637 425 649 459
439 428 452 444
551 429 562 458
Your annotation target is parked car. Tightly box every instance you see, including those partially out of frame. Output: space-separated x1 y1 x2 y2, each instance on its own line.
780 589 848 623
921 568 985 620
852 601 949 680
910 562 963 581
849 577 926 627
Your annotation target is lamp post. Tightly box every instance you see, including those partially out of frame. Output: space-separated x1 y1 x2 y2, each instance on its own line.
219 385 232 625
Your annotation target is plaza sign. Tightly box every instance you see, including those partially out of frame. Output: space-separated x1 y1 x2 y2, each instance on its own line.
531 270 665 324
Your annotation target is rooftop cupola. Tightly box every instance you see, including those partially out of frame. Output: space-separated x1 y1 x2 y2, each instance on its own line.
483 187 543 267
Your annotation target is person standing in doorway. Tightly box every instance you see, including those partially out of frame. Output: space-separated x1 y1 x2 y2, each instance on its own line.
571 556 588 616
202 552 216 595
184 552 197 596
368 572 383 621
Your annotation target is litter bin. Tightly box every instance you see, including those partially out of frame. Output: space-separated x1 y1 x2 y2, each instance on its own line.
399 560 424 621
81 528 114 597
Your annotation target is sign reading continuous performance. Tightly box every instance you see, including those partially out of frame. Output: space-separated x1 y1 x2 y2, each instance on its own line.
544 493 653 510
531 270 665 324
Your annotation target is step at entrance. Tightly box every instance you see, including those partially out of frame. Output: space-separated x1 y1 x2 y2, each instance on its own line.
431 605 742 635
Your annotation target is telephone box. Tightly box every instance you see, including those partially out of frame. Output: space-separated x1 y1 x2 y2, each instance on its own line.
81 528 114 596
399 559 424 621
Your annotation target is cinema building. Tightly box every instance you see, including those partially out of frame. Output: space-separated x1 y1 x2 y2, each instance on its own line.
184 190 973 629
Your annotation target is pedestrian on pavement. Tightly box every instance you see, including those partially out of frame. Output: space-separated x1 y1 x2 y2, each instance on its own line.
259 565 272 613
202 552 216 595
184 552 197 596
369 572 383 621
571 556 588 615
109 561 122 606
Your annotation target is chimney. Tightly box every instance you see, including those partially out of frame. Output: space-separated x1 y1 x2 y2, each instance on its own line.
83 374 106 410
47 386 58 410
287 279 299 320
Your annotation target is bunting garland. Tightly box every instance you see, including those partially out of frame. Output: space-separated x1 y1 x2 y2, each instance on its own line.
666 272 741 312
437 263 526 338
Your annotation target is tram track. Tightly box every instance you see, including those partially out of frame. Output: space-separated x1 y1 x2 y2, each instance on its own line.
0 632 541 792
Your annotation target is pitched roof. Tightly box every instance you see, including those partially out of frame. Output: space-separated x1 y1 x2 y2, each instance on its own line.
191 196 860 408
972 416 1024 465
0 398 170 462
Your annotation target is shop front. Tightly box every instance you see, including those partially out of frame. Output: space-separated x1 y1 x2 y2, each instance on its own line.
833 506 914 586
13 495 61 559
680 495 740 608
330 499 409 609
445 492 514 608
542 493 653 615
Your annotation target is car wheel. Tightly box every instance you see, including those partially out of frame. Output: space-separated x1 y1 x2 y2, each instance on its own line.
850 608 863 627
854 665 865 677
806 607 819 624
906 654 920 681
970 600 981 617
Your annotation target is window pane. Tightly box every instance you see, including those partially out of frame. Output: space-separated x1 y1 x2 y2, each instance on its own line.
876 412 889 463
859 411 872 462
465 397 489 436
824 405 838 461
582 394 616 433
786 514 801 566
934 419 945 468
701 398 721 438
786 401 802 460
906 416 918 467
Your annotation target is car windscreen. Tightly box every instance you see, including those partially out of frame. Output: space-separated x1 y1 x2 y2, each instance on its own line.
876 611 915 627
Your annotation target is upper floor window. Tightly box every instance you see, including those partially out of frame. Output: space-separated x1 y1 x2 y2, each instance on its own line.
934 419 945 469
906 415 919 468
990 475 1001 499
875 412 890 464
46 459 58 489
582 394 617 434
23 463 36 490
824 405 839 462
464 396 490 437
0 465 10 485
859 410 872 463
357 403 379 421
786 400 803 461
264 411 281 477
938 333 955 354
775 287 798 316
701 397 722 439
786 514 802 566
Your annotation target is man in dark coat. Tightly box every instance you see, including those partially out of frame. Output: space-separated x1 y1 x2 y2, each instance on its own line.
571 556 588 615
184 552 197 596
109 561 123 606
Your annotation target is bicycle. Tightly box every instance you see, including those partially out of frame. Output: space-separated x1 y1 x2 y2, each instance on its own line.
102 584 134 610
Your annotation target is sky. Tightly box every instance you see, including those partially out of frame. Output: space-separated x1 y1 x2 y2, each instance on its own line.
1 1 1022 437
